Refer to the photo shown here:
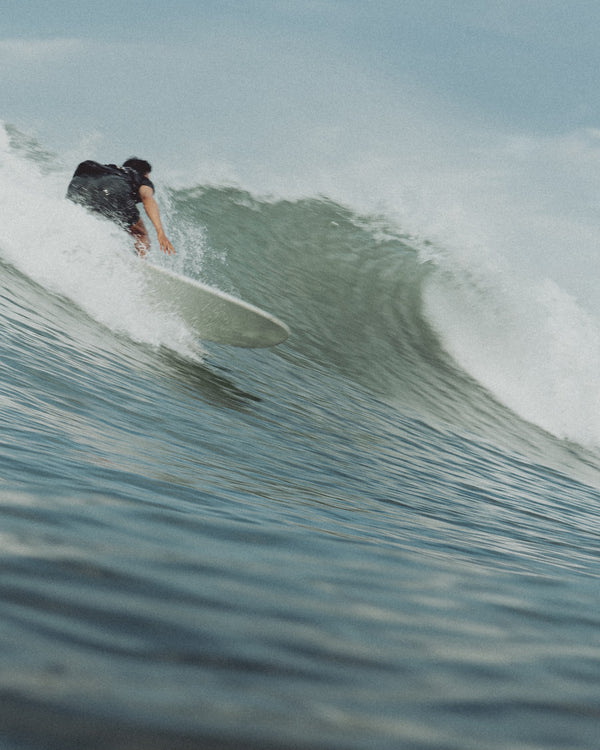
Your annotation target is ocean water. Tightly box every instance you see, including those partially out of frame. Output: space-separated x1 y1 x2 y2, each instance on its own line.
3 119 600 750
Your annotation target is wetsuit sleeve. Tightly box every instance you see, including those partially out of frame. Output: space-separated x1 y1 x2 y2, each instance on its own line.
139 176 155 194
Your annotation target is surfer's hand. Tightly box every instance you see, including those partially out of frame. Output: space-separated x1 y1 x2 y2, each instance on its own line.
157 230 175 255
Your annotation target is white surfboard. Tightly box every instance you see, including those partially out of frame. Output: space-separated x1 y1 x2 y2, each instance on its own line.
139 261 290 348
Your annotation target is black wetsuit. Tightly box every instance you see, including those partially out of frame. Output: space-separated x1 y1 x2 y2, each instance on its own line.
66 161 155 228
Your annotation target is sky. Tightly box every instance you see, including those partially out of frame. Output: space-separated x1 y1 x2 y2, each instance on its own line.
4 0 600 175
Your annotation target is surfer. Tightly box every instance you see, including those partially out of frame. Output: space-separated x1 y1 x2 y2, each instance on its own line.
66 157 175 256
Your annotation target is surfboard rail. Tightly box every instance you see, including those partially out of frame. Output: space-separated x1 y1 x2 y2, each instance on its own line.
139 261 290 348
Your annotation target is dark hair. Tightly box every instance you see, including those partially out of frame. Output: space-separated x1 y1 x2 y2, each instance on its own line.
122 157 152 175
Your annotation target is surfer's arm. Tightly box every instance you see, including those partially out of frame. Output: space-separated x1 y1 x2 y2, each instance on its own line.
139 184 175 255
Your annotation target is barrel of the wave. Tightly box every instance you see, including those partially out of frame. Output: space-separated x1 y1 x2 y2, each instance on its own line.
138 261 290 348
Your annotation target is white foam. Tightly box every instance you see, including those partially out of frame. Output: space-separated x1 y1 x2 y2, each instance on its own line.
424 260 600 446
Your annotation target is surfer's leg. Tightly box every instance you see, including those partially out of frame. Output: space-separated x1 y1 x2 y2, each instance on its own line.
128 218 151 257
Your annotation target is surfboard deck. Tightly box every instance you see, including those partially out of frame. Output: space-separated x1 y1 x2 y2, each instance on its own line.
139 261 290 348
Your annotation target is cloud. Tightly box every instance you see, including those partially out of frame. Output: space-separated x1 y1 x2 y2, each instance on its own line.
0 38 84 66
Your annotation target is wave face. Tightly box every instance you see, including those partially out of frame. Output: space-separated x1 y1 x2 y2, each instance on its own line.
3 125 600 750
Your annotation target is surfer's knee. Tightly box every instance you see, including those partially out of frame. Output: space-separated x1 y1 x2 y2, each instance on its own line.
128 219 150 256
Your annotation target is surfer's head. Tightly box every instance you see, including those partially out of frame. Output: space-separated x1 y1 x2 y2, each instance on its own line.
123 157 152 176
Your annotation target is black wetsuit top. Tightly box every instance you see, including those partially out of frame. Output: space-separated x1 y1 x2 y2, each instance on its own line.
66 161 155 228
